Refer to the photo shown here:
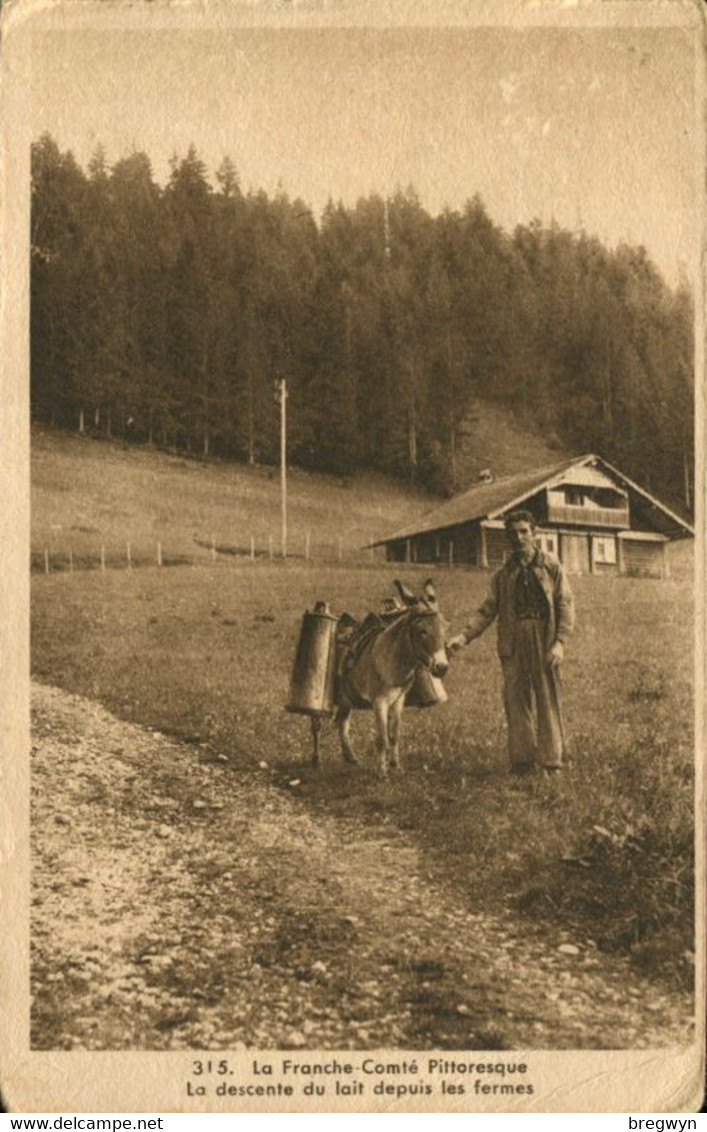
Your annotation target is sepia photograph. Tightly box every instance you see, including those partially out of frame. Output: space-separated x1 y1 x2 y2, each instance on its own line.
1 0 703 1114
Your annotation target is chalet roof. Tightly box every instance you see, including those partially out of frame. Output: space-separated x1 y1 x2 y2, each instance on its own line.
372 454 694 545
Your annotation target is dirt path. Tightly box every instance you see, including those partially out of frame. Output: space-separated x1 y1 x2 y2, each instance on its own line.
31 682 693 1051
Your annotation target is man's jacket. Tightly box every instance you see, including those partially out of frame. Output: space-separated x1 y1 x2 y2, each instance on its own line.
462 549 575 658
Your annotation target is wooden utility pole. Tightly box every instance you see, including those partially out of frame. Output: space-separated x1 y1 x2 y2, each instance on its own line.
276 378 288 558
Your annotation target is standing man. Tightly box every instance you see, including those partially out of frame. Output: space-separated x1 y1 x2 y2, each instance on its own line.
447 511 575 774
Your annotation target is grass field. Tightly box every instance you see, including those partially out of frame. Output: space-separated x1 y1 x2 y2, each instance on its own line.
31 409 570 571
31 424 437 569
31 545 696 987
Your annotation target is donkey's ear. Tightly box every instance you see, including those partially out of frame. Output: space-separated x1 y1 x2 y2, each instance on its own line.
423 578 437 606
394 579 417 606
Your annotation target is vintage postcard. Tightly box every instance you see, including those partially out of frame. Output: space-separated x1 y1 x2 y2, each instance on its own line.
1 0 704 1114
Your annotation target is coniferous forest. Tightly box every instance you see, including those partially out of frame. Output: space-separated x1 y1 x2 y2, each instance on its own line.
30 134 694 514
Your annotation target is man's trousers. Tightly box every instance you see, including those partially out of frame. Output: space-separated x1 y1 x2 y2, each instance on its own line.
500 619 565 769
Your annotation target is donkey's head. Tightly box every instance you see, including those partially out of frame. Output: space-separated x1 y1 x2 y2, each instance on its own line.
394 579 449 679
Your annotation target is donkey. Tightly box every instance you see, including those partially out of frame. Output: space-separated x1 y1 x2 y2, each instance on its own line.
311 579 448 775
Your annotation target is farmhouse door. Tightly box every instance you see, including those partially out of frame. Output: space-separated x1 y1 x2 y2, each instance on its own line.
561 532 590 574
621 538 665 578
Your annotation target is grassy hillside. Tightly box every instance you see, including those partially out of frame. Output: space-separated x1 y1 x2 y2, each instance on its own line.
32 418 692 579
31 403 572 570
31 425 437 568
454 399 570 484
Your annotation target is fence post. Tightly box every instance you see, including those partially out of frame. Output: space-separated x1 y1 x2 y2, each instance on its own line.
305 530 310 561
157 541 162 567
338 535 343 562
268 534 273 562
69 549 74 574
101 545 106 573
211 535 216 563
44 549 50 575
127 542 132 570
369 539 374 563
250 535 255 561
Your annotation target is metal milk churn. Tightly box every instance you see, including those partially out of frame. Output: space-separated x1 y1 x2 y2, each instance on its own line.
406 668 449 709
286 601 339 716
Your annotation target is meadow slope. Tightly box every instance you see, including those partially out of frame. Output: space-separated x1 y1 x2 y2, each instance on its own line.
31 408 570 569
31 424 437 568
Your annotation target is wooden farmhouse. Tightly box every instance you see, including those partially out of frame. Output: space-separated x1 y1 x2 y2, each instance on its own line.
373 455 693 577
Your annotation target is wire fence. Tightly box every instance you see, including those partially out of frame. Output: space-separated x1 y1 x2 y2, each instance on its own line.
30 532 386 575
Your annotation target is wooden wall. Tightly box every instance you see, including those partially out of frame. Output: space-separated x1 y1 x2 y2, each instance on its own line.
621 538 665 577
384 524 669 579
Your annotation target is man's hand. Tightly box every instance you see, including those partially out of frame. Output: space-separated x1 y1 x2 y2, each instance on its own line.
446 634 467 654
547 640 564 670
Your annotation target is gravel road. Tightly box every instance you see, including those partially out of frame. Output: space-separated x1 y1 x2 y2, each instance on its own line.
31 682 693 1051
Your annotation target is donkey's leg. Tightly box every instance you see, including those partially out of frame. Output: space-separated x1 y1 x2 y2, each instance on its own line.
310 715 323 767
335 706 357 764
388 694 405 770
373 698 390 776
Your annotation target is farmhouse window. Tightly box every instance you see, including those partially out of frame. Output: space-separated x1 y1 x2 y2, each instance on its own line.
595 488 627 509
565 488 584 506
592 536 617 565
538 531 558 557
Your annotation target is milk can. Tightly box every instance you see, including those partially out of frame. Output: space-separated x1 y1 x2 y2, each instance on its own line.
285 601 339 716
406 667 449 709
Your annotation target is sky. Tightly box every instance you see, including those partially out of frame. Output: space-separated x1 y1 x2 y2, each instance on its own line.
29 16 699 286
